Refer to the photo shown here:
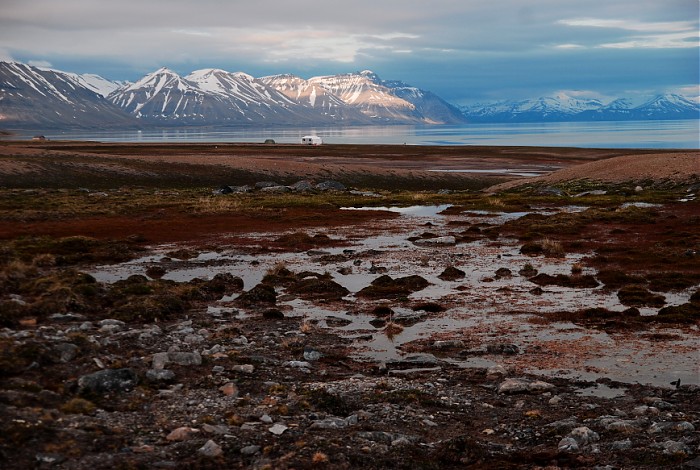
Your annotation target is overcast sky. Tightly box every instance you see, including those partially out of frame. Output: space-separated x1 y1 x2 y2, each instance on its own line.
1 0 698 104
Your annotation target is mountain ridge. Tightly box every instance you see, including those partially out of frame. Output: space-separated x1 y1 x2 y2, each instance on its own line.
1 60 698 130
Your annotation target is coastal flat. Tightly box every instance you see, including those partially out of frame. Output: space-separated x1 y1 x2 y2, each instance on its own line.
0 140 698 469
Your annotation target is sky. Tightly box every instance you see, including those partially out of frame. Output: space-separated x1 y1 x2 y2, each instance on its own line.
0 0 698 105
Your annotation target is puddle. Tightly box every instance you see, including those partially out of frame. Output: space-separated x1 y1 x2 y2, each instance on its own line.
88 205 700 389
428 169 545 177
575 384 627 399
340 204 452 217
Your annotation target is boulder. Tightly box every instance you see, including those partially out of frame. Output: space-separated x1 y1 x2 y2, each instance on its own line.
315 180 346 191
78 368 138 395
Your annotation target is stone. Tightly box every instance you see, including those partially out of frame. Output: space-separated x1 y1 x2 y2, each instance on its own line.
569 426 600 446
53 343 79 362
78 368 138 395
269 423 288 435
240 445 261 456
661 440 690 456
648 421 695 434
558 437 579 453
198 440 223 458
232 364 255 374
303 347 323 361
549 395 563 405
260 185 291 194
315 180 346 191
486 343 519 355
152 352 170 370
610 439 632 451
310 415 358 429
168 351 202 366
202 424 229 435
219 382 239 397
413 236 457 247
284 360 312 369
290 180 315 192
255 181 280 189
437 266 466 281
146 369 176 383
603 419 644 434
498 378 554 394
166 426 200 441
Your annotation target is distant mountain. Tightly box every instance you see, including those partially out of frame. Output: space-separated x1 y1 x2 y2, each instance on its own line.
0 61 137 128
259 74 372 123
461 93 700 123
380 77 467 124
2 60 697 130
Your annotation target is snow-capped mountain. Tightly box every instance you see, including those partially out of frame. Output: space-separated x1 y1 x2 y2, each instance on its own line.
380 78 467 125
306 70 422 123
0 61 136 128
2 60 697 130
107 68 377 125
462 93 603 122
462 93 700 122
259 74 371 123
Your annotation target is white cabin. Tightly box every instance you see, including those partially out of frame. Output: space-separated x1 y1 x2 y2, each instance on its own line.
301 135 322 145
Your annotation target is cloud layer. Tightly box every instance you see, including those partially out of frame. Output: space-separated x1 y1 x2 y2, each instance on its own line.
1 0 697 103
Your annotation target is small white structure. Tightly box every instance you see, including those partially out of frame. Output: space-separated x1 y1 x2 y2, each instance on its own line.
301 135 322 145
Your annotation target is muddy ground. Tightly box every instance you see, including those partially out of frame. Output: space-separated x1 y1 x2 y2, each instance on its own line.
0 141 699 469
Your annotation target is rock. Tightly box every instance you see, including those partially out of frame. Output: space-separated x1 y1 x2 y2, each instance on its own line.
240 445 261 456
219 382 239 397
232 364 255 374
310 415 358 430
610 438 632 450
437 266 466 281
290 180 315 192
495 268 512 278
215 185 233 194
315 180 346 191
537 187 564 196
357 274 430 299
648 421 695 434
152 352 170 369
262 308 285 319
255 181 280 189
602 418 644 434
78 368 138 395
260 185 291 194
269 423 288 435
166 426 200 441
236 283 277 306
498 378 554 394
545 417 579 433
168 351 202 366
303 347 323 361
230 185 251 193
486 364 508 379
53 343 79 363
486 343 519 355
549 395 563 405
414 236 457 246
146 369 176 383
569 426 599 446
558 437 579 453
284 360 312 370
198 440 223 458
661 440 690 456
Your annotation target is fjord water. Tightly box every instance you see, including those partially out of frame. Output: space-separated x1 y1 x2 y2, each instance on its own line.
26 120 700 148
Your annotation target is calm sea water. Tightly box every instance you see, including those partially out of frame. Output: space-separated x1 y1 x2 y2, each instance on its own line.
11 120 700 149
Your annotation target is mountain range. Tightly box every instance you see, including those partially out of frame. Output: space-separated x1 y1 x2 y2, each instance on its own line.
0 61 697 130
460 92 700 123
